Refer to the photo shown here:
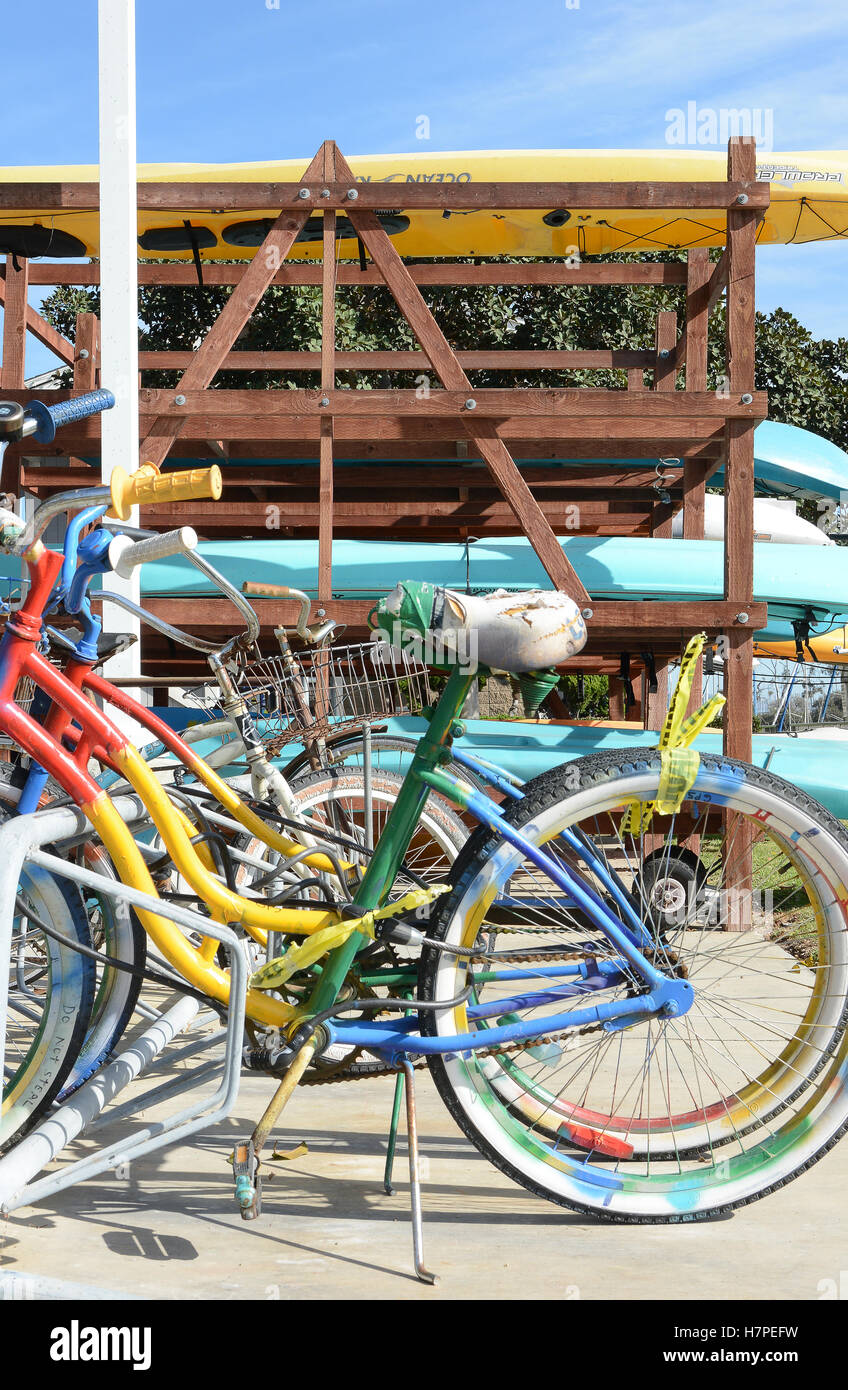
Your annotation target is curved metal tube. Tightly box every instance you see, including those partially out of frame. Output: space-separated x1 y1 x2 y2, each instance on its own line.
89 553 260 656
19 484 113 553
186 550 260 647
90 588 224 653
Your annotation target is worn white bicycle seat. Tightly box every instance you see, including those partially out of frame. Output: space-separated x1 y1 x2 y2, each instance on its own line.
378 582 587 673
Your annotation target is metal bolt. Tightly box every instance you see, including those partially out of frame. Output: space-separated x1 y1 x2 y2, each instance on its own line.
736 612 749 625
659 348 670 359
736 193 749 205
320 188 331 199
319 395 330 407
78 349 90 360
581 607 594 620
464 398 477 411
297 188 310 200
740 392 753 404
345 188 359 201
174 394 186 406
316 608 326 618
663 1000 680 1017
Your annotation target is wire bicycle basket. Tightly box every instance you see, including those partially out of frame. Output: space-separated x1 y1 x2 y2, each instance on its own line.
235 638 433 754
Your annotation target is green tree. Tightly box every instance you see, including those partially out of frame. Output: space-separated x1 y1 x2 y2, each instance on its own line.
40 251 847 448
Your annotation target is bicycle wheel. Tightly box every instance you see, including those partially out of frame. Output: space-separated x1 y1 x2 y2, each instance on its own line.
282 732 489 794
290 766 469 889
0 772 145 1099
2 861 95 1150
419 751 848 1222
58 843 145 1098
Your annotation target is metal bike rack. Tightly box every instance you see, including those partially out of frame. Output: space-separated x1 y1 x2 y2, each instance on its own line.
0 785 438 1282
0 799 247 1215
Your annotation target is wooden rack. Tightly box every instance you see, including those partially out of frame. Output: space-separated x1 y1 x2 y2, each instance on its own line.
0 136 765 761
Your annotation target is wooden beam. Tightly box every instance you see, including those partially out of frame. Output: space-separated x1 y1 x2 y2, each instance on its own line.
28 261 692 288
644 663 669 732
136 386 766 419
682 455 709 706
20 461 681 488
137 348 655 372
0 179 770 213
140 500 656 532
1 255 28 387
627 367 645 391
141 594 767 635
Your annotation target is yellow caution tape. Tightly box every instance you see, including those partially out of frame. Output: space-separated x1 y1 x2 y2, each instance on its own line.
621 633 725 835
249 884 451 991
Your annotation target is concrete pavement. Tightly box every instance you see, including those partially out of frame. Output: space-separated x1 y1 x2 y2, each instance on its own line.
2 1066 846 1300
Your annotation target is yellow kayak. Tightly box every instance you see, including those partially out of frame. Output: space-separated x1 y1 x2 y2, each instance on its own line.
0 149 845 261
755 626 848 664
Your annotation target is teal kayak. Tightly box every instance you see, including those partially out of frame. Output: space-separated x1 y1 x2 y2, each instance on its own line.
379 717 848 821
139 535 848 641
3 530 846 639
152 707 848 821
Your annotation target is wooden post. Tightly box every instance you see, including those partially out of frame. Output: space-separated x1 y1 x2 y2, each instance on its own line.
644 498 672 733
318 144 336 605
723 136 757 765
723 136 759 925
653 310 677 391
682 459 711 716
1 254 28 387
74 312 99 391
681 251 712 716
645 321 676 732
608 677 625 719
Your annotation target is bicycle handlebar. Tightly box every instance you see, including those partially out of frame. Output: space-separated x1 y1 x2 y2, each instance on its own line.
241 581 335 644
108 526 198 579
26 389 116 444
107 463 222 521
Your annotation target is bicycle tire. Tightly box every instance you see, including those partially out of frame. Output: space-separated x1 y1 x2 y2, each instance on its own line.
419 750 848 1222
2 858 95 1150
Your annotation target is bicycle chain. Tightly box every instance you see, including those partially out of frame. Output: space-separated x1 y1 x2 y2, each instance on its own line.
296 942 677 1087
302 944 626 1086
302 1019 607 1086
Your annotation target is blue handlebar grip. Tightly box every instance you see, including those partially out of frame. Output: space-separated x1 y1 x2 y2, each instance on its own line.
27 389 116 444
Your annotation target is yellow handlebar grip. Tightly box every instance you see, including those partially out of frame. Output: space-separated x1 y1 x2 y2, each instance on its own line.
107 464 223 520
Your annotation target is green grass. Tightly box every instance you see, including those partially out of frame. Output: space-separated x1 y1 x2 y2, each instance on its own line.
753 835 820 965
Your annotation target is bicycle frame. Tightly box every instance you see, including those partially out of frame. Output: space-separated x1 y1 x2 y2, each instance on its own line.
0 538 688 1060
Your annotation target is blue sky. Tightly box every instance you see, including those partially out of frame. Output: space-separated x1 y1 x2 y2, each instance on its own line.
2 0 846 374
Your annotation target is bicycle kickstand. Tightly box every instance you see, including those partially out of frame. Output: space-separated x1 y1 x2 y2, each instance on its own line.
383 1070 404 1195
400 1059 437 1285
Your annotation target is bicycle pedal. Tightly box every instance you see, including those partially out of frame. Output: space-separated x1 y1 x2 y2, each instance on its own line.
232 1139 262 1220
269 1140 309 1162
